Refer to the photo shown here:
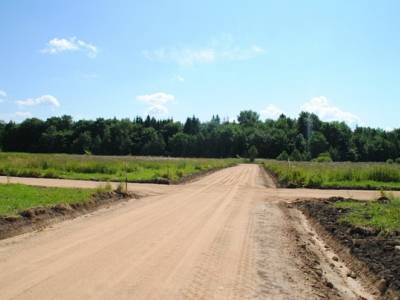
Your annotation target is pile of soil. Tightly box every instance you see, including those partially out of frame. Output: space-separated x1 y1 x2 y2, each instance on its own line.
0 191 138 240
298 198 400 299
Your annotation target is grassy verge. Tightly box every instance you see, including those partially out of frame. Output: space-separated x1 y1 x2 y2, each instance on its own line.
263 160 400 190
0 183 96 216
334 197 400 233
0 153 239 183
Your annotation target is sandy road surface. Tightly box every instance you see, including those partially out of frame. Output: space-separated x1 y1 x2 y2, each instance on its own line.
0 165 377 299
2 172 398 201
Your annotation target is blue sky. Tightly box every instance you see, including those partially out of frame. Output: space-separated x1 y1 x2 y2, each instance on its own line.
1 0 400 128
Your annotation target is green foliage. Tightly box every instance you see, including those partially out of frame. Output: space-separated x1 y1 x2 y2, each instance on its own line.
1 112 400 162
248 145 258 162
276 151 289 161
0 183 95 216
0 153 239 183
290 149 303 161
264 160 400 189
312 152 333 162
334 197 400 233
309 132 329 158
386 158 394 164
237 110 260 126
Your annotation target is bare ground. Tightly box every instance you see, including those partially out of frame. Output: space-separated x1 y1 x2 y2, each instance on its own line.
0 165 384 299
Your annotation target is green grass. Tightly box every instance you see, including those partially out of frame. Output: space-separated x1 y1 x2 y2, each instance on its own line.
0 153 239 183
263 160 400 190
0 183 96 216
334 197 400 233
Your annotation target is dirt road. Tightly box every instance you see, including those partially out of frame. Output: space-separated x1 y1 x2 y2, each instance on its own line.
0 165 377 299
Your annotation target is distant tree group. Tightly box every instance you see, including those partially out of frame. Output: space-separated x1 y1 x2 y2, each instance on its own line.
1 111 400 162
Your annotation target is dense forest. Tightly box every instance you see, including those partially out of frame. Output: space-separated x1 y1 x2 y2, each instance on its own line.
1 111 400 162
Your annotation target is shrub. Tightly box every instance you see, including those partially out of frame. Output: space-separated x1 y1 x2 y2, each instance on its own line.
313 152 333 163
248 145 258 162
277 151 289 161
290 149 303 161
386 159 394 164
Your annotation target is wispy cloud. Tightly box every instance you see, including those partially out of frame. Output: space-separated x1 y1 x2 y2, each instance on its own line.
301 96 360 125
0 89 7 99
0 111 33 121
14 111 32 118
16 95 60 108
41 37 98 58
261 104 284 119
136 92 175 116
143 35 265 66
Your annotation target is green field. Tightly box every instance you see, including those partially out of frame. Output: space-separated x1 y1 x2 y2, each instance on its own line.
0 153 239 183
263 160 400 190
0 183 96 216
334 197 400 233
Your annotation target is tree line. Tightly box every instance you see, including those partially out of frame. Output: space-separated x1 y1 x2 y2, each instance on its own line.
1 110 400 162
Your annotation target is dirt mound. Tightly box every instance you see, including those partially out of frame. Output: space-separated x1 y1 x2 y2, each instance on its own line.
0 191 139 240
298 198 400 299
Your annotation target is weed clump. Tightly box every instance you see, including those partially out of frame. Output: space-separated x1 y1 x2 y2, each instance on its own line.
115 182 128 195
95 182 113 194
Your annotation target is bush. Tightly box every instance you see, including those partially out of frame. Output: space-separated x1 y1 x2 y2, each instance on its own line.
277 151 289 161
387 159 394 164
248 145 258 162
290 149 303 161
313 152 333 163
395 158 400 164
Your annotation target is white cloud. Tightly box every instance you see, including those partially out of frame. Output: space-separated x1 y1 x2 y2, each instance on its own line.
41 37 98 58
301 96 360 124
258 96 360 125
144 48 215 66
143 36 264 66
16 95 60 108
136 92 175 116
0 89 7 98
261 104 284 119
14 111 32 118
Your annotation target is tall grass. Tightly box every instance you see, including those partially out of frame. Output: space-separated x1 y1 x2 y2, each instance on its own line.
264 160 400 190
0 153 239 183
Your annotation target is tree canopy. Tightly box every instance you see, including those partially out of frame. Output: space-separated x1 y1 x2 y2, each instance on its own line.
1 111 399 162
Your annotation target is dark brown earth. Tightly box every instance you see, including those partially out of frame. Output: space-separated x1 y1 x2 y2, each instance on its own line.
298 198 400 299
